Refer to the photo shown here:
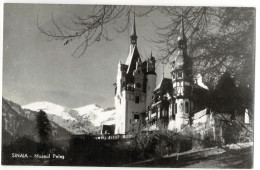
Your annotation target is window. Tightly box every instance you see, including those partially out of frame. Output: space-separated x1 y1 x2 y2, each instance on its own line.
172 112 176 120
172 74 175 79
114 87 117 95
136 83 141 88
162 110 168 117
185 102 189 113
172 61 175 69
162 110 165 117
135 96 140 103
174 103 177 114
177 72 182 78
245 109 250 124
134 114 140 122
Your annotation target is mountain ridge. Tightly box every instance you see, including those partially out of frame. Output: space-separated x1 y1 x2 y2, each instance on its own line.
22 101 116 135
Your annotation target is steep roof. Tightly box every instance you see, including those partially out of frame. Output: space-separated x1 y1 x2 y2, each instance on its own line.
154 78 173 95
125 45 141 74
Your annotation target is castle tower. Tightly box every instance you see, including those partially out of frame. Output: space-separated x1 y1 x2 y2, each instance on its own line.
171 17 193 131
145 52 157 109
114 16 147 134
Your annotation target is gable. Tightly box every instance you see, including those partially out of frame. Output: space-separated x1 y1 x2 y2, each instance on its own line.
125 46 141 74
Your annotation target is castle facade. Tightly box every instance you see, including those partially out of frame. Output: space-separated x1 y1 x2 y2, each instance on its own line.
113 17 250 144
113 17 157 134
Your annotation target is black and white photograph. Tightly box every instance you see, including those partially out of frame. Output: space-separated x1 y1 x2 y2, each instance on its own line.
2 2 255 168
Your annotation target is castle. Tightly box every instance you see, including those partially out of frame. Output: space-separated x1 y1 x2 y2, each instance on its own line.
113 17 250 143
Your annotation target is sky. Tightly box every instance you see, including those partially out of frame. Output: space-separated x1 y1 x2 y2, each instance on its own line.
3 4 172 108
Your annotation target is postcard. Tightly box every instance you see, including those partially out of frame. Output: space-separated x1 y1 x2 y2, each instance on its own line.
2 3 255 168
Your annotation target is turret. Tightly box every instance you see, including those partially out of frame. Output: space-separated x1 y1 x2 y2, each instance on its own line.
133 58 144 92
171 16 193 98
146 52 157 109
147 51 156 74
171 16 193 131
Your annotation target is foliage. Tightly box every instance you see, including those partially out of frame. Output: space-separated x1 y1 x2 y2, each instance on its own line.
129 131 193 157
38 6 255 89
210 72 238 112
130 132 157 158
208 72 253 121
222 122 240 144
67 135 141 165
36 110 52 153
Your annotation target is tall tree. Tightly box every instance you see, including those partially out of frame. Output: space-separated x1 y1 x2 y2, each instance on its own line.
211 72 238 113
36 110 52 152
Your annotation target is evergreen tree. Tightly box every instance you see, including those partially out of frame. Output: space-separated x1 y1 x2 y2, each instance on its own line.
36 110 52 152
211 72 239 114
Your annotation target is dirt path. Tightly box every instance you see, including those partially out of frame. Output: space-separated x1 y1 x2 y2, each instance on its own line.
126 146 253 168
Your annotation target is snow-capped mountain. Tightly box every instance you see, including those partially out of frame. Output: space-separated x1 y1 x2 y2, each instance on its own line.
74 104 116 126
2 98 71 146
22 101 116 135
23 101 76 120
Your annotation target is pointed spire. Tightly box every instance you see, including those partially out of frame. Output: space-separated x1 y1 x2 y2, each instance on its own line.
149 50 155 61
179 14 186 41
130 12 137 45
149 50 153 60
131 13 137 37
162 64 165 78
177 13 187 50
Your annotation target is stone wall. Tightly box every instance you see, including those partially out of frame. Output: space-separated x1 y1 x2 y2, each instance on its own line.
191 110 252 149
